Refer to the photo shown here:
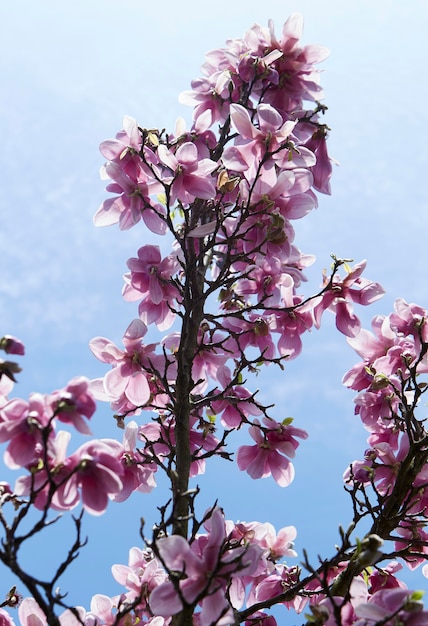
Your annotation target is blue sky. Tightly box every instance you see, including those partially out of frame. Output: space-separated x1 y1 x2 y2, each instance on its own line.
1 0 428 612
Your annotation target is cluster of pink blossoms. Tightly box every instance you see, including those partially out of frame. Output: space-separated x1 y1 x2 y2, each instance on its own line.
89 12 383 493
0 344 158 516
1 13 427 626
343 299 428 574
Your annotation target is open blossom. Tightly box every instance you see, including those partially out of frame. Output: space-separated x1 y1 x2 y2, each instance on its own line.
223 314 276 362
237 417 307 486
17 597 88 626
111 547 166 607
15 435 126 516
389 298 428 344
89 319 163 409
99 115 142 164
0 393 53 469
115 420 157 500
48 376 96 435
222 103 301 175
157 142 217 203
354 588 428 625
149 507 263 625
314 260 385 337
94 156 166 233
59 439 125 515
123 244 181 330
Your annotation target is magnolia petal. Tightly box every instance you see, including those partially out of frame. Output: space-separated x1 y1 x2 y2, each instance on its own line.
187 221 217 238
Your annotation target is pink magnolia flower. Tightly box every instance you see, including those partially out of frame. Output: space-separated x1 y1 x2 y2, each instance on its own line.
389 298 428 351
18 598 47 626
115 420 157 501
303 127 333 194
111 547 166 607
223 313 276 362
18 597 88 626
354 588 428 625
222 103 300 175
248 564 303 612
48 377 96 435
234 256 294 307
94 156 166 233
149 507 262 626
237 417 307 487
179 69 235 132
368 561 407 594
157 142 217 203
99 115 142 165
162 328 230 395
261 14 330 113
59 439 125 515
0 393 52 469
271 275 313 359
314 260 385 337
394 524 428 571
256 522 297 561
123 244 181 331
352 384 401 432
89 319 160 409
211 385 263 429
13 430 78 512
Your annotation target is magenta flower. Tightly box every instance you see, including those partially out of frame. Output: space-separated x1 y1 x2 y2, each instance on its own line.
354 588 428 625
123 244 181 330
157 142 217 203
60 439 124 515
390 298 428 346
237 418 307 487
89 319 161 408
0 393 52 469
394 524 428 571
261 14 330 113
223 103 299 171
314 260 385 337
18 598 47 626
179 70 234 132
162 328 230 395
234 256 293 307
111 547 166 608
48 376 96 435
368 561 407 594
13 431 77 512
94 158 166 233
115 420 157 501
149 507 262 625
18 597 88 626
99 115 142 163
211 385 263 429
303 128 333 194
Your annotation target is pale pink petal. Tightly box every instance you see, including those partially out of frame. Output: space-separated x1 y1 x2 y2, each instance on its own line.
229 104 257 139
125 372 151 406
188 222 217 238
175 142 198 164
149 581 182 617
270 455 294 487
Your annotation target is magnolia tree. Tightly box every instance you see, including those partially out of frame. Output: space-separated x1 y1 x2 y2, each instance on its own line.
1 13 428 626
